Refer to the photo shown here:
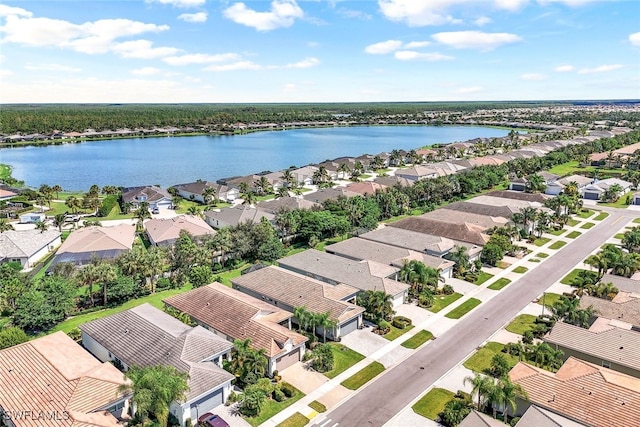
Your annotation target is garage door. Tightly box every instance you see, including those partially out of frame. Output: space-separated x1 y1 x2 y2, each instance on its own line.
157 200 173 208
584 192 600 200
392 292 405 307
340 317 359 337
190 388 223 421
276 349 300 371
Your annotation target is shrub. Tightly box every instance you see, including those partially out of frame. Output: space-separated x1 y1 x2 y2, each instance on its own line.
522 330 534 344
97 195 118 217
0 327 29 349
454 390 472 404
156 277 171 290
311 343 334 373
66 327 82 342
280 382 295 398
377 320 391 334
392 316 412 329
273 388 286 402
441 284 455 295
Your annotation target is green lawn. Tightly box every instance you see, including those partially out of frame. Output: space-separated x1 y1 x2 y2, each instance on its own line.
488 278 511 291
383 324 415 341
512 266 528 274
595 212 609 221
537 292 563 310
428 293 463 313
215 263 249 286
0 164 12 181
615 233 625 239
496 261 511 269
412 388 455 420
577 210 594 219
463 342 518 374
533 237 550 246
245 384 305 427
549 241 567 250
548 228 565 236
314 235 348 251
580 222 595 229
401 330 434 349
560 268 589 285
308 401 326 413
505 314 537 335
475 271 494 285
536 252 549 258
445 298 481 319
341 362 385 390
276 413 309 427
566 231 582 239
547 161 582 176
598 197 630 209
567 219 579 227
324 343 366 379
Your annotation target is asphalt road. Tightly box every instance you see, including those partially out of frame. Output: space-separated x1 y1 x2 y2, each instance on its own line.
319 210 632 427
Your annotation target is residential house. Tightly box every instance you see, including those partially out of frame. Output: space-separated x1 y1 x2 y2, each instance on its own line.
256 197 318 214
579 293 640 328
393 165 439 182
145 215 215 247
508 177 528 192
19 212 46 223
48 224 135 269
485 190 549 204
315 162 341 181
442 201 522 220
545 174 593 196
79 304 234 426
513 406 586 427
231 265 364 340
543 320 640 378
164 282 308 374
122 185 173 211
458 410 506 427
599 273 640 293
303 187 360 204
219 175 261 193
203 205 275 229
633 192 640 205
0 331 131 427
582 178 633 200
509 357 640 427
345 181 388 196
373 175 413 188
277 249 410 307
419 209 510 230
0 229 61 270
260 171 289 192
466 195 545 211
388 217 491 247
325 237 455 278
0 188 17 202
170 181 238 203
291 166 319 186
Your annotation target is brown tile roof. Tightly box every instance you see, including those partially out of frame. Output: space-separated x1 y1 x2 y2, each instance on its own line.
79 304 233 401
580 294 640 327
599 274 640 293
443 201 521 219
0 332 128 427
324 237 454 271
389 217 491 246
543 321 640 373
57 224 135 255
145 215 214 245
171 180 228 196
345 181 388 196
486 190 550 203
419 209 510 229
303 187 360 204
459 410 506 427
231 266 364 324
373 175 413 187
164 283 307 358
510 357 640 427
203 205 275 227
256 196 318 213
277 249 409 297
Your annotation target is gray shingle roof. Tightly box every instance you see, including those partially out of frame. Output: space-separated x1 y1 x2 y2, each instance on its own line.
486 190 549 203
79 303 233 401
516 405 586 427
0 229 60 259
580 294 640 327
600 274 640 293
389 217 490 246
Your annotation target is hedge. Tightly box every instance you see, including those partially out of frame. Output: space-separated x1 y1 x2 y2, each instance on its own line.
97 195 118 217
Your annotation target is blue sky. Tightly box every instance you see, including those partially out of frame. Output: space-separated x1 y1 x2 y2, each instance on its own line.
0 0 638 103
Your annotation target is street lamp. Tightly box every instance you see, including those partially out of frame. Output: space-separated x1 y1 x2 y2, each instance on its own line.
541 292 546 316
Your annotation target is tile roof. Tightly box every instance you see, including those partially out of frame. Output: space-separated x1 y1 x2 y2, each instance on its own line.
0 332 128 427
79 304 233 402
324 237 454 271
516 405 586 427
203 205 275 227
373 175 413 187
164 283 307 358
145 215 214 245
419 209 510 229
599 274 640 293
303 187 360 204
0 229 60 259
543 321 640 373
345 181 388 195
57 225 135 254
256 196 318 213
389 217 491 246
444 200 524 218
510 357 640 427
277 249 409 297
557 175 593 187
171 180 228 196
485 190 550 203
459 410 506 427
231 266 364 324
580 294 640 327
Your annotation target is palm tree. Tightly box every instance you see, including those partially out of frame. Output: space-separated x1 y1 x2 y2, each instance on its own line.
202 186 217 205
494 376 528 424
51 184 63 199
276 186 289 198
53 213 66 232
242 190 257 206
337 163 351 180
0 219 14 233
254 176 272 196
464 373 493 410
280 169 295 188
315 311 335 343
186 206 202 218
294 306 311 332
209 227 232 268
134 204 152 231
65 196 82 214
447 245 471 277
35 220 48 233
526 174 546 193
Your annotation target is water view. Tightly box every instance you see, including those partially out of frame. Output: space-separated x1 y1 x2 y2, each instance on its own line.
0 126 509 191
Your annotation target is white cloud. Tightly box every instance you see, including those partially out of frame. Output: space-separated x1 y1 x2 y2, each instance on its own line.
364 40 403 54
538 0 598 6
145 0 206 7
111 40 179 59
337 8 372 20
205 61 262 71
630 32 640 47
132 67 161 75
456 86 484 94
25 63 81 72
432 31 522 51
494 0 529 11
284 83 296 92
282 57 319 68
223 0 304 31
307 41 320 48
404 41 431 49
555 64 574 72
474 16 492 26
394 50 454 61
578 64 623 74
0 69 13 77
521 73 546 80
0 4 32 18
178 12 207 23
378 0 465 27
163 53 241 65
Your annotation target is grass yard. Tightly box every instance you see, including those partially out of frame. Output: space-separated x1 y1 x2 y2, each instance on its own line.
463 342 518 374
412 388 455 421
401 330 434 349
428 293 463 313
536 252 549 258
560 268 589 285
308 401 326 413
505 314 537 335
488 278 511 291
475 272 494 285
599 197 630 209
580 222 595 229
245 383 305 427
512 266 528 274
577 210 594 219
445 298 481 319
533 237 550 246
496 261 511 269
341 362 385 390
549 241 567 250
566 231 582 239
595 212 609 221
0 164 12 181
537 292 563 310
615 233 625 240
315 235 348 251
276 413 309 427
324 343 365 379
383 324 415 341
214 263 249 286
567 219 579 227
548 228 565 236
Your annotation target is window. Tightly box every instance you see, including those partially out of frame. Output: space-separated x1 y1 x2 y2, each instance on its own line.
602 361 611 369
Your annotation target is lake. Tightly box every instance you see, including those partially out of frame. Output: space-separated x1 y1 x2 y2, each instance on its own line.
0 126 509 191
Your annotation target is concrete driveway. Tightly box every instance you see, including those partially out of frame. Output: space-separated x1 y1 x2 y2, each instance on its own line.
208 403 251 427
339 324 388 357
280 362 329 395
395 303 433 325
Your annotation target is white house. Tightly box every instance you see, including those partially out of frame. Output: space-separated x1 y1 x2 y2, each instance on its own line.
0 229 61 269
19 212 46 223
122 185 173 211
582 178 632 200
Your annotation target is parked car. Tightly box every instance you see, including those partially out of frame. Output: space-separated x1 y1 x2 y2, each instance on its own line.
197 413 230 427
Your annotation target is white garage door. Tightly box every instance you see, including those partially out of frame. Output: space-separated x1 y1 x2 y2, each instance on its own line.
190 388 223 421
340 317 359 337
392 292 405 307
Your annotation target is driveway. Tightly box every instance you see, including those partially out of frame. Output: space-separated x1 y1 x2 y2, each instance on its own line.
339 324 388 357
395 304 433 325
280 362 328 395
208 403 251 427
